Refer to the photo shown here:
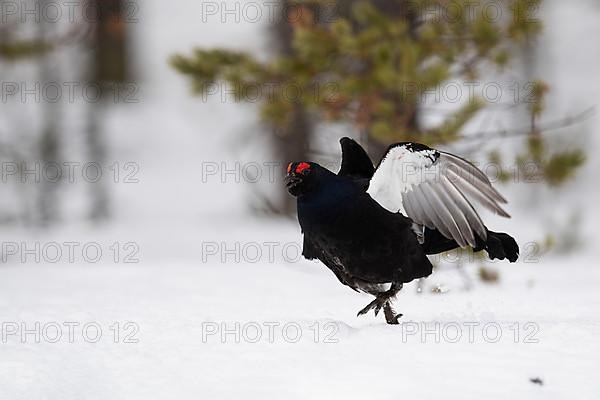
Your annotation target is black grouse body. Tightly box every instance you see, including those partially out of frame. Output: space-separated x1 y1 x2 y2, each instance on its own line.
298 167 432 286
285 137 519 324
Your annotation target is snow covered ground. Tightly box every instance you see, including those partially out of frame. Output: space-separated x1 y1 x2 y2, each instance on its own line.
1 216 600 399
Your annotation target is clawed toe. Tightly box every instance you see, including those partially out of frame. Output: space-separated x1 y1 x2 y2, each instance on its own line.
356 298 380 316
357 297 401 324
374 302 384 317
357 297 387 317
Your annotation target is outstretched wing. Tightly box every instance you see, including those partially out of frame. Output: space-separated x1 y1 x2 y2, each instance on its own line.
367 142 509 248
338 137 375 179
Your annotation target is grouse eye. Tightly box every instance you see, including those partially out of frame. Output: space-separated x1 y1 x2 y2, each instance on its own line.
295 162 311 175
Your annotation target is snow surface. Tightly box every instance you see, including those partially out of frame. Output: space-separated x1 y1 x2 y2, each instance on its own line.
1 218 600 399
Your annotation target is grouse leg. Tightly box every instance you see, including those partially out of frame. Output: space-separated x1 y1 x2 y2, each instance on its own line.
357 283 403 324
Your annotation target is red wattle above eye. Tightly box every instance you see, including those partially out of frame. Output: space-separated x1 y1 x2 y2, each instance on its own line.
295 162 310 174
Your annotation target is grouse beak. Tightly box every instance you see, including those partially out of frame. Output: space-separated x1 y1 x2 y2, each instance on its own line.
284 173 302 193
285 173 301 187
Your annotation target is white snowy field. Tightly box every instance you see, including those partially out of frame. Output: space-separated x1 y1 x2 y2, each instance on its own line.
0 218 599 400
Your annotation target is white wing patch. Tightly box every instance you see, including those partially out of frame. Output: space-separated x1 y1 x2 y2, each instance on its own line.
367 143 510 248
367 145 437 214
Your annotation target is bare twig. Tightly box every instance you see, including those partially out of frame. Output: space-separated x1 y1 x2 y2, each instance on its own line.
459 106 596 142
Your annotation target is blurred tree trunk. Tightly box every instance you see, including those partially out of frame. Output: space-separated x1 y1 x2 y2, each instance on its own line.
86 99 110 220
87 0 129 220
272 0 311 215
38 0 61 225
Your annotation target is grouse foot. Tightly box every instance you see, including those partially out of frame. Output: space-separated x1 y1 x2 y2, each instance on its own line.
383 302 402 325
356 284 403 324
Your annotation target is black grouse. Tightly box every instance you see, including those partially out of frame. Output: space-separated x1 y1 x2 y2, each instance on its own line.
285 137 519 324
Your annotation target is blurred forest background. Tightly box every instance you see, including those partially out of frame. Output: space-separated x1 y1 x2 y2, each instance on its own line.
1 0 127 224
172 0 589 216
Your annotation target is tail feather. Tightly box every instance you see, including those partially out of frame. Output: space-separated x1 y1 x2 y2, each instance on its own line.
421 227 519 263
485 231 519 262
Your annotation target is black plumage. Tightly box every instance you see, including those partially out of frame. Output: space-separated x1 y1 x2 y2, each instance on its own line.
285 137 518 324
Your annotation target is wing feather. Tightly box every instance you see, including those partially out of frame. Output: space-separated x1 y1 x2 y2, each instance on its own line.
400 190 418 220
440 153 507 203
367 143 510 247
431 179 473 246
415 183 452 237
441 175 487 242
403 190 435 230
446 168 510 218
422 182 466 247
